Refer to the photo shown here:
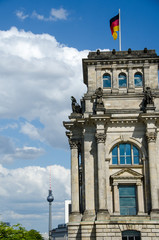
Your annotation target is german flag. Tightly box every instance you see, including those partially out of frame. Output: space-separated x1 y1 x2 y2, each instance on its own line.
110 14 119 40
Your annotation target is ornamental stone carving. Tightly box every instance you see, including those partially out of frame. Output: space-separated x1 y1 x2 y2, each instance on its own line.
71 96 82 114
95 133 106 143
69 139 79 149
95 88 104 112
146 132 157 143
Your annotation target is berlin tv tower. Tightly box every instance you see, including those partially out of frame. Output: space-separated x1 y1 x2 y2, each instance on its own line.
47 166 54 240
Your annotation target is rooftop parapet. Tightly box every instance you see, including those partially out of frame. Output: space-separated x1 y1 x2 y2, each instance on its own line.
87 48 157 60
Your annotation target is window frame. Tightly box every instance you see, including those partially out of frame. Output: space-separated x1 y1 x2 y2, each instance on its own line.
119 185 137 216
118 72 127 88
134 72 143 87
103 73 111 88
122 230 141 240
112 143 140 165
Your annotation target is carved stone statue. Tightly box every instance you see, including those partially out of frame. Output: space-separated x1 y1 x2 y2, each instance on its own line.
144 87 154 105
140 87 155 112
95 87 104 108
71 96 82 114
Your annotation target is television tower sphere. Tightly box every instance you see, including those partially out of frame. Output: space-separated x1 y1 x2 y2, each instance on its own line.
47 190 54 202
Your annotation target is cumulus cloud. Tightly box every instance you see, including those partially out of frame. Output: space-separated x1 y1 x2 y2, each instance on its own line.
0 164 70 232
20 122 44 142
0 134 44 163
0 27 88 149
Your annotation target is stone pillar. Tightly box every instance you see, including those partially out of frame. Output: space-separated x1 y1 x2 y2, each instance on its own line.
69 140 81 221
137 182 145 214
82 129 95 221
105 158 110 213
143 62 149 88
113 183 120 214
96 133 109 220
146 131 159 218
88 65 95 92
112 65 118 93
128 66 135 93
96 63 101 89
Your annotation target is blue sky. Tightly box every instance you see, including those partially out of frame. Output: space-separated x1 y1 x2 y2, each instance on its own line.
0 0 158 235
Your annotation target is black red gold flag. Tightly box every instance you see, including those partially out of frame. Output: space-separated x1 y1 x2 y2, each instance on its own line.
110 14 119 40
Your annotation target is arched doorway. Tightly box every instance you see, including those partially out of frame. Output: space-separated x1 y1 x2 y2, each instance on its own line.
122 230 141 240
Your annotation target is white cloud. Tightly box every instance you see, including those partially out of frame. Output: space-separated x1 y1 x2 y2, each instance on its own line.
0 164 70 232
16 10 29 20
20 122 44 142
50 7 68 20
0 143 45 163
32 11 46 21
0 123 18 131
16 8 69 22
0 27 88 148
15 146 45 160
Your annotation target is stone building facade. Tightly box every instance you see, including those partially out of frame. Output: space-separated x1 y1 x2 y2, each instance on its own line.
63 49 159 239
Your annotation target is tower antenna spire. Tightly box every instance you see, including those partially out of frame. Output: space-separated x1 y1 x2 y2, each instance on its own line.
47 166 54 240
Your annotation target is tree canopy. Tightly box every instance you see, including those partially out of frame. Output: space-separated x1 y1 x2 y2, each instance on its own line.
0 222 43 240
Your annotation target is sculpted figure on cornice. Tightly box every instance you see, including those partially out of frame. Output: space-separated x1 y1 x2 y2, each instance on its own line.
95 87 104 110
71 96 82 114
144 87 154 106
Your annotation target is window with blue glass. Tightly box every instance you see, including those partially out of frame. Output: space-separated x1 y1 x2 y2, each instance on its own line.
112 146 118 164
119 185 137 215
120 144 131 164
134 73 143 87
112 143 140 165
118 73 127 87
122 230 141 240
133 145 139 164
103 74 111 88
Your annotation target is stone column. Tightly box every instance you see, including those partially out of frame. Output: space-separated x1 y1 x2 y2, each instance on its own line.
137 182 145 214
105 158 110 213
96 133 109 220
146 131 159 218
128 66 135 93
143 62 149 88
96 63 101 89
113 183 120 214
69 140 81 221
112 65 118 93
82 129 95 221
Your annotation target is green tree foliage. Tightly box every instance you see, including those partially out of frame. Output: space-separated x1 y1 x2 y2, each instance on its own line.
0 222 43 240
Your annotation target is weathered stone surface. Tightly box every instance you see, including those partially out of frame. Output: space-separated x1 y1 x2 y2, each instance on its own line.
64 49 159 239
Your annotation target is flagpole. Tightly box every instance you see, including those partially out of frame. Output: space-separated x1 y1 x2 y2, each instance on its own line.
119 9 121 51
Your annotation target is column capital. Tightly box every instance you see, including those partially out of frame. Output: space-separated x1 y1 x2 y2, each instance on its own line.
136 182 142 186
69 139 79 149
113 182 118 186
95 133 106 143
146 131 157 143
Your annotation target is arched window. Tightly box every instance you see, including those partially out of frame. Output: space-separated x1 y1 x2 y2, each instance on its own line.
103 73 111 88
122 230 141 240
118 73 127 87
112 143 140 165
134 72 142 87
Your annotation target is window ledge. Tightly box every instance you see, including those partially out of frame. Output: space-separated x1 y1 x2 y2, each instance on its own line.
109 164 143 169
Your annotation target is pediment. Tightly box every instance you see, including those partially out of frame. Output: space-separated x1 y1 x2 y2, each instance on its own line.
111 168 143 179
